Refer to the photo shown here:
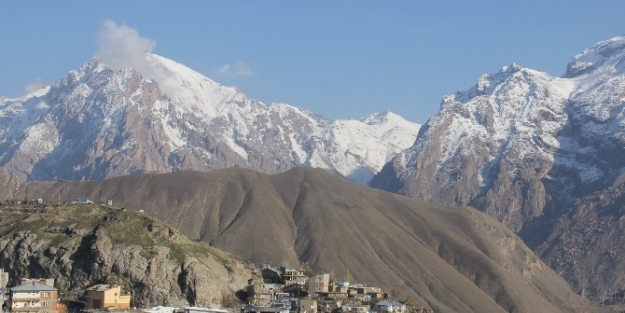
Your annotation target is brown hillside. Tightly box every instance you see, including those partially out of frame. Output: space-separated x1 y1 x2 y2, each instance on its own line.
6 168 610 313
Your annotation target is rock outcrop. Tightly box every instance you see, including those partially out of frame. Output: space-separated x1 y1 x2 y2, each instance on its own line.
0 204 254 307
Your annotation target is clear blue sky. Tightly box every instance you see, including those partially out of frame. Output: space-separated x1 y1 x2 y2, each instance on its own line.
1 1 623 123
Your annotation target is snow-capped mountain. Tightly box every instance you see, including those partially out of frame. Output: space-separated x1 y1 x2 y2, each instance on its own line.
370 35 625 303
0 54 420 183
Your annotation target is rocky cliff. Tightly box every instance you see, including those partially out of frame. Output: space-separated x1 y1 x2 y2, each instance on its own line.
0 204 254 308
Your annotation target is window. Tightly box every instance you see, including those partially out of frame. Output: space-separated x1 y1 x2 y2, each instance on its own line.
44 292 49 297
42 301 50 307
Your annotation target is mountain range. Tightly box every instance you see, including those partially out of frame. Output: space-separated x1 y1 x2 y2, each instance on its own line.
3 33 625 310
370 35 625 303
0 55 420 184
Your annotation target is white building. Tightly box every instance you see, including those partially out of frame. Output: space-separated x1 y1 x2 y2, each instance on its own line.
374 300 406 313
241 305 289 313
9 281 58 313
183 307 228 313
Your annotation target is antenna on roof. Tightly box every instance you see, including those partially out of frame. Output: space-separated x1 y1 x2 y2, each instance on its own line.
10 165 19 203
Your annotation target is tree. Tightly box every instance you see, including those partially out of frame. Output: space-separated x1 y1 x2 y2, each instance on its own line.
403 295 417 307
344 268 354 283
389 289 400 300
302 261 315 277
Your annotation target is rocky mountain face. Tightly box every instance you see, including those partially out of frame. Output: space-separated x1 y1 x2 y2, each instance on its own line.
3 168 610 313
0 204 254 308
0 55 419 184
370 35 625 303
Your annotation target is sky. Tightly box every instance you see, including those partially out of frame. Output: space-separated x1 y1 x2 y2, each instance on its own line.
1 1 624 123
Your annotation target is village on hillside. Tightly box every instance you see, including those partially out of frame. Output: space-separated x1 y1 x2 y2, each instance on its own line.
0 264 433 313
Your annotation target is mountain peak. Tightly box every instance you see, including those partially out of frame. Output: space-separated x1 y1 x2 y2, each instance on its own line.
361 110 396 124
451 62 548 103
0 53 420 184
371 34 625 305
564 35 625 78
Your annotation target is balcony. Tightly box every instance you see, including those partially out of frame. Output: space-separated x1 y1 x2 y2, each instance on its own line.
11 308 40 313
10 297 40 301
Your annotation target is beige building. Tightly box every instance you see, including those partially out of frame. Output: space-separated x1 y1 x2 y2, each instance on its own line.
308 274 330 294
9 281 58 313
84 284 131 310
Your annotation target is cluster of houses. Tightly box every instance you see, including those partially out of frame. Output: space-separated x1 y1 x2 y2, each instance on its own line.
0 270 131 313
0 265 431 313
242 265 432 313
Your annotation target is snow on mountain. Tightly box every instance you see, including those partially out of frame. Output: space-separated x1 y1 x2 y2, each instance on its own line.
0 54 420 183
370 35 625 303
372 62 574 227
372 35 625 226
318 111 420 183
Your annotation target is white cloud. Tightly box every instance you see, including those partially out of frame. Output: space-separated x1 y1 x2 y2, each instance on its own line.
216 62 256 77
24 77 45 95
96 20 156 72
94 20 179 96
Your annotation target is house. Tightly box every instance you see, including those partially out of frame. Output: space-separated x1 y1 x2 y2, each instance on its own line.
279 267 306 286
84 284 131 310
298 299 317 313
341 304 369 313
183 307 228 313
374 300 406 313
329 283 348 294
248 279 285 306
73 196 93 204
9 281 58 313
261 283 284 294
241 305 289 313
317 300 342 313
308 274 330 294
348 293 370 303
350 286 381 295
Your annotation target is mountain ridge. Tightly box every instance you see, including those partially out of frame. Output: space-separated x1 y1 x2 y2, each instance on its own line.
370 35 625 303
0 54 420 184
0 168 610 313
